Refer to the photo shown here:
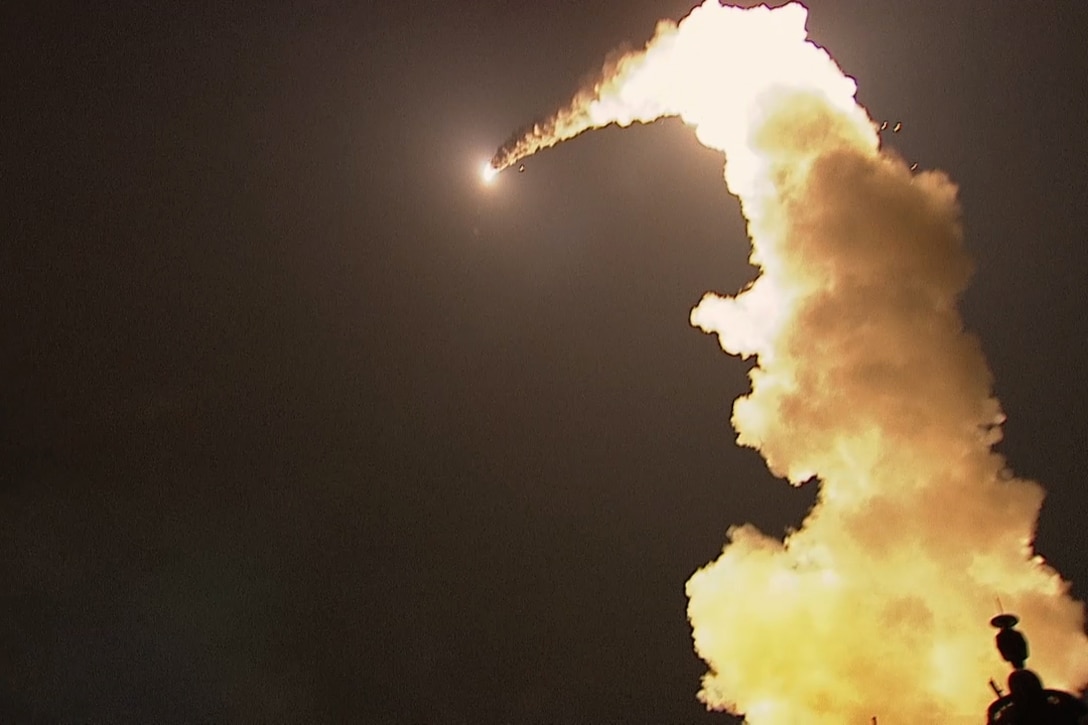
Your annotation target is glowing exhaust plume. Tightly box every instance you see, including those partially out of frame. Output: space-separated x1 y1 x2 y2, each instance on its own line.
488 1 1088 722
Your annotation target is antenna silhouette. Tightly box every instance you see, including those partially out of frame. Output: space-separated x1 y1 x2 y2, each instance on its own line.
990 612 1027 669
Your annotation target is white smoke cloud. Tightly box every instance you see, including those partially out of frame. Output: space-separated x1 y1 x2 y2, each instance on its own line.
489 2 1088 721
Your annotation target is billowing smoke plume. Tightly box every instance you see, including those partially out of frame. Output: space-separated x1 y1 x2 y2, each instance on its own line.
489 2 1088 722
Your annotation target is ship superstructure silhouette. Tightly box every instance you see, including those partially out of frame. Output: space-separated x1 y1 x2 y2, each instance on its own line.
985 613 1087 724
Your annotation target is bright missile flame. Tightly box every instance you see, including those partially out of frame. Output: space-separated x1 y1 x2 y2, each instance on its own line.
487 1 1088 723
481 161 499 184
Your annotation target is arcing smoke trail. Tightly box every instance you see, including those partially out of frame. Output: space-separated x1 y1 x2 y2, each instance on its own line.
488 32 676 172
489 2 1088 722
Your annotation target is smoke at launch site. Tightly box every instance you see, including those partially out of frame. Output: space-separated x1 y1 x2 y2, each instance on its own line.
485 2 1088 722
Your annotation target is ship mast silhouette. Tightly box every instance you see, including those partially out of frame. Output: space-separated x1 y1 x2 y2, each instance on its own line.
985 612 1088 724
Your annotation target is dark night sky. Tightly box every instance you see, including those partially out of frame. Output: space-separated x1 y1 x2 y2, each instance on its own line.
4 1 1087 722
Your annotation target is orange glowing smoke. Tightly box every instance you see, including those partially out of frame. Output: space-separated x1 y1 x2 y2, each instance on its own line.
487 2 1088 722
